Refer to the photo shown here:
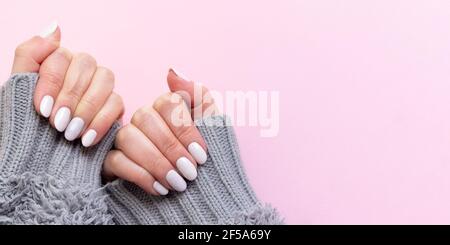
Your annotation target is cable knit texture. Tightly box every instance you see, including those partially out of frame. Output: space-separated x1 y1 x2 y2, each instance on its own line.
0 73 283 225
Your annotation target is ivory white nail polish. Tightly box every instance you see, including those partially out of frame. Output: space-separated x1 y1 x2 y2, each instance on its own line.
153 181 169 196
188 142 207 164
166 170 187 192
81 129 97 147
39 95 54 118
54 107 71 132
64 117 85 141
171 68 190 81
176 157 197 181
39 21 58 38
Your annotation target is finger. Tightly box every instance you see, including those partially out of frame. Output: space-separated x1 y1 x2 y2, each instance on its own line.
153 92 208 165
65 67 115 141
81 92 124 147
11 22 61 74
131 106 198 181
103 150 168 196
50 53 97 132
167 68 220 119
34 47 72 118
115 124 187 192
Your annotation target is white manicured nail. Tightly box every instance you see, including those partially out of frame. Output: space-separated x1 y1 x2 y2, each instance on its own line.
39 21 58 38
176 157 197 181
39 95 54 118
153 181 169 196
81 129 97 147
54 107 71 132
188 142 207 164
64 117 85 141
171 68 190 81
166 170 187 192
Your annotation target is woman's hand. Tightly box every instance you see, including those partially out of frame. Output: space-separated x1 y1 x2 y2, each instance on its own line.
11 22 124 147
103 69 219 195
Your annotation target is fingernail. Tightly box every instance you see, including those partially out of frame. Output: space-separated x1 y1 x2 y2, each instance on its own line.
39 21 58 38
176 157 197 181
39 95 54 118
153 181 169 196
188 142 207 164
81 129 97 147
64 117 85 141
170 68 190 81
54 107 71 132
166 170 187 192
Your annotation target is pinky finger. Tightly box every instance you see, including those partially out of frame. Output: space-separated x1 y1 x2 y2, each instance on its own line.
103 150 168 196
81 92 124 147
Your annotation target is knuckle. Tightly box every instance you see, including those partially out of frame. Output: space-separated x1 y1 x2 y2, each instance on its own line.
50 47 72 61
110 93 124 107
152 93 169 111
96 66 115 85
14 44 28 57
177 126 195 143
115 125 132 146
65 89 82 103
110 93 125 117
153 92 182 111
96 111 117 124
40 71 63 90
106 150 122 166
79 96 100 110
163 137 181 155
14 37 43 58
131 106 152 128
141 156 157 174
14 39 38 57
151 157 167 172
134 168 150 186
105 150 123 172
74 52 97 67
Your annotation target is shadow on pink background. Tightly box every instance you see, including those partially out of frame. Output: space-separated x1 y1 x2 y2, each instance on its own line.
3 0 450 224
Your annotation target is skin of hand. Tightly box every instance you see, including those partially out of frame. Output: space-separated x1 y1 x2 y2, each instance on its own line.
103 69 220 196
11 23 124 147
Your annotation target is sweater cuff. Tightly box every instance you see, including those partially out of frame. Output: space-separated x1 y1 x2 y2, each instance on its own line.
0 73 119 224
105 115 283 225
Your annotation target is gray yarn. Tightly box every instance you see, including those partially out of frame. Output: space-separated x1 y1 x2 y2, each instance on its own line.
0 173 113 225
0 73 283 225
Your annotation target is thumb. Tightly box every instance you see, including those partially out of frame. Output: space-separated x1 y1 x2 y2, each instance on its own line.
167 68 220 119
11 21 61 74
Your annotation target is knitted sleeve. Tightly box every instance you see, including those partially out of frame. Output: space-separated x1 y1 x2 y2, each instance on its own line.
105 116 283 225
0 73 118 224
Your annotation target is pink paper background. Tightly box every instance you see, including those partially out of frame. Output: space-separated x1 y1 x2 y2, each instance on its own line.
2 0 450 224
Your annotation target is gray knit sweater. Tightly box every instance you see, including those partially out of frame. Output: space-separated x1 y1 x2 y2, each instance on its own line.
0 73 282 225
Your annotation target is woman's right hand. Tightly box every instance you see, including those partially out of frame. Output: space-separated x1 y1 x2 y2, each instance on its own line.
103 69 220 196
11 22 124 147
